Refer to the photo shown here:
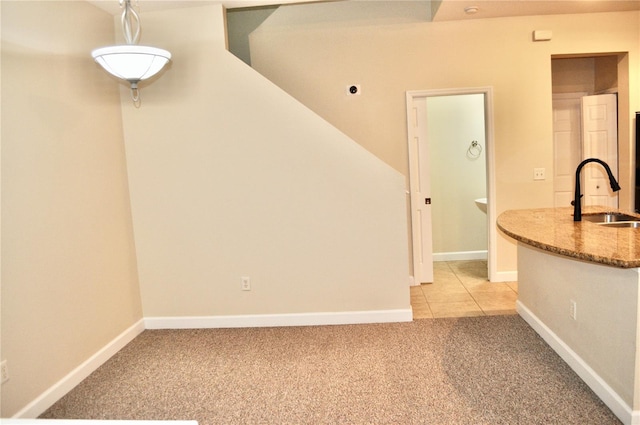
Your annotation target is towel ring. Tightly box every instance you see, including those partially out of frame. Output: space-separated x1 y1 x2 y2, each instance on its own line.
467 140 482 159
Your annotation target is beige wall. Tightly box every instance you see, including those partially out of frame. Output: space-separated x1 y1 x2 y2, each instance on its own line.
552 57 596 94
1 1 143 417
250 3 640 275
595 55 620 93
518 244 639 410
1 1 411 416
120 4 410 318
552 55 620 95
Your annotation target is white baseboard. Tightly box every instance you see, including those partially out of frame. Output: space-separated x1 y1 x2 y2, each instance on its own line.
517 301 638 425
5 421 197 425
27 302 639 423
144 309 413 329
433 250 487 262
13 319 145 418
14 310 412 418
491 270 517 282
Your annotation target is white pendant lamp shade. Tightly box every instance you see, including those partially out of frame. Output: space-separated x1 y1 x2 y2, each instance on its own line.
92 45 171 83
92 0 171 105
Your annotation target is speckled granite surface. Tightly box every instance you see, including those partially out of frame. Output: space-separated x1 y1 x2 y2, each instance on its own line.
497 206 640 268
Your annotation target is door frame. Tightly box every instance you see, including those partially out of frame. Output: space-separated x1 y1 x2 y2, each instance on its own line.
406 87 497 282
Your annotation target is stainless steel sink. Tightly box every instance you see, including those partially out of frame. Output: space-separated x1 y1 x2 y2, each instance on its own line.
582 212 640 223
597 221 640 228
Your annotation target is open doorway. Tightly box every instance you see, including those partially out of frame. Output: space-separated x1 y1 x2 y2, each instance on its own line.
427 94 487 264
406 87 497 283
551 54 631 211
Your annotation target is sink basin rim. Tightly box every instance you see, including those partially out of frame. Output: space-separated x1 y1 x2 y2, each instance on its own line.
474 198 487 213
596 221 640 228
582 212 640 223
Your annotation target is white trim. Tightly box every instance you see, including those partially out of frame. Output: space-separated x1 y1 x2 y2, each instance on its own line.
13 319 145 419
552 92 589 100
484 88 498 283
433 250 488 262
405 87 498 282
4 421 197 425
517 301 639 425
492 270 518 283
144 309 413 329
16 303 639 423
12 310 413 418
405 94 434 284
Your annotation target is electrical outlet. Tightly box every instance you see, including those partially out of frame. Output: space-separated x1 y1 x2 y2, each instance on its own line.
241 276 251 291
569 300 577 320
1 360 9 384
534 168 546 180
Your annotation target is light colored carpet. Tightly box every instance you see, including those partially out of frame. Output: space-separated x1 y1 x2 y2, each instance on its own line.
41 315 621 424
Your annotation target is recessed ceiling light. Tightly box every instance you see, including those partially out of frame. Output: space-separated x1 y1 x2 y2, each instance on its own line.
464 6 479 14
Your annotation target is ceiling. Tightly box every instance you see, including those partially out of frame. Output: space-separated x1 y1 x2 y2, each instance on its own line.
87 0 325 15
87 0 640 20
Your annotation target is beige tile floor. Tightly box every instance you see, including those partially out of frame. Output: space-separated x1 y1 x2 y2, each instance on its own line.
411 260 518 319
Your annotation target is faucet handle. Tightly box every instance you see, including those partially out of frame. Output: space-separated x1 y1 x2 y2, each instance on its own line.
570 195 583 206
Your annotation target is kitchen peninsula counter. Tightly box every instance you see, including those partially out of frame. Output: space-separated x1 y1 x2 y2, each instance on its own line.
497 206 640 268
497 206 640 425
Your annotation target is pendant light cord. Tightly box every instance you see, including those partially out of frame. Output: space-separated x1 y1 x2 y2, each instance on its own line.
121 0 142 106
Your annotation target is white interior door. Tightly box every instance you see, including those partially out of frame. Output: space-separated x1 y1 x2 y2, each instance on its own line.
581 94 618 208
552 94 583 207
407 97 434 284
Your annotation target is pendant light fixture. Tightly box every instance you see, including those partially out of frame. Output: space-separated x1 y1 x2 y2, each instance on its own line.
91 0 171 105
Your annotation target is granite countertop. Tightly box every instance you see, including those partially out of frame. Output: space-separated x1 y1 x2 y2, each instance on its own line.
497 206 640 268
